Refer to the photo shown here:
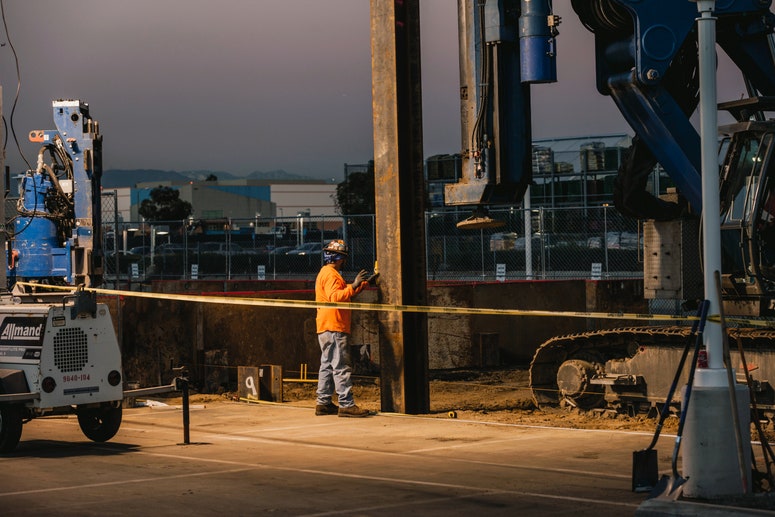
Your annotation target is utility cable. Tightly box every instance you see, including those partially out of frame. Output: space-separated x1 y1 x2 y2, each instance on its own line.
0 0 31 171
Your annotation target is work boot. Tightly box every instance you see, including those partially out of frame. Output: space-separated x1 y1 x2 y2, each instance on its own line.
315 403 339 416
338 405 371 418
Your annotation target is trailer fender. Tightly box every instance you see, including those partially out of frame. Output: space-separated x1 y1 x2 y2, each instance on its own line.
0 369 29 395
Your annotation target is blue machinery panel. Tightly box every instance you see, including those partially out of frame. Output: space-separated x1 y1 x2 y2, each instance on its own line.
15 100 102 285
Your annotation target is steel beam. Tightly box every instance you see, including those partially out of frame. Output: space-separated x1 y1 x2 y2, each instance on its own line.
370 0 429 414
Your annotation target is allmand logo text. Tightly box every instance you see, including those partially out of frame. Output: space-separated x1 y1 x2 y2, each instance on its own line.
0 319 45 342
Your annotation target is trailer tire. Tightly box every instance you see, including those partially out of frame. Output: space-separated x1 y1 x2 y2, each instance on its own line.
0 404 23 453
77 405 122 443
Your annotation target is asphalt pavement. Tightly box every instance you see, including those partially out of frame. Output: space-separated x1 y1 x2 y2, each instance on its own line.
0 401 770 516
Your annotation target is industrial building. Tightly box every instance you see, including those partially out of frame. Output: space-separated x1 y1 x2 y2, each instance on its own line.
104 178 339 225
103 134 665 227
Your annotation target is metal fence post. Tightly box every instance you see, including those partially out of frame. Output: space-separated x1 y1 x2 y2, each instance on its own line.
226 219 232 280
604 205 609 276
371 213 376 269
524 187 533 280
539 207 546 279
113 190 119 289
425 212 430 280
183 218 188 280
480 228 485 279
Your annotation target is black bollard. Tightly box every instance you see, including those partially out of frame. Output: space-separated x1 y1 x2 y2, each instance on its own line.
173 366 191 445
181 377 190 444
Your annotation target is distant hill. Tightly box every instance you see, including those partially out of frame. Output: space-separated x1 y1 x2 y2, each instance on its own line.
102 169 193 188
245 170 312 181
101 168 316 188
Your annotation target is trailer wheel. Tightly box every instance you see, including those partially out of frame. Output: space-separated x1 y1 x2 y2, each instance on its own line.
77 405 122 442
0 404 23 453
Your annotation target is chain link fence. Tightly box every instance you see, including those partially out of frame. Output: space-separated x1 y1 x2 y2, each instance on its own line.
100 209 376 283
1 191 684 314
99 204 642 284
2 192 681 315
425 206 641 281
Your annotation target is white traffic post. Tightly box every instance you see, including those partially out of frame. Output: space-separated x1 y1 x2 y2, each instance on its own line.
683 0 751 497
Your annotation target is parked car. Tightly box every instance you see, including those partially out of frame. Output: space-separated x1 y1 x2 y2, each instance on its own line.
489 232 517 251
286 242 323 256
587 236 603 249
514 233 559 250
198 242 246 255
513 235 542 251
154 243 186 255
619 231 641 250
268 246 296 255
587 231 641 250
127 246 151 256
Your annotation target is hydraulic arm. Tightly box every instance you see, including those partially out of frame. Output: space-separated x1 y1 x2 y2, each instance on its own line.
446 0 557 214
572 0 775 218
446 0 775 221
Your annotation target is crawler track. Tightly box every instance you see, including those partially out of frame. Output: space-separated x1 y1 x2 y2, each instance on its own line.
529 326 775 414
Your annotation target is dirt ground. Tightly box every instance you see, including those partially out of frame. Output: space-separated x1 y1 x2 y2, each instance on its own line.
282 368 672 433
173 368 675 434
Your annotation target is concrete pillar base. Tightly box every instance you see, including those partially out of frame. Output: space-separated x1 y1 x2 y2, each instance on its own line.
682 379 751 498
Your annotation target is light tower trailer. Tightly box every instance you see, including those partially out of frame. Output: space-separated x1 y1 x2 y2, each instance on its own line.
0 288 124 451
0 100 181 452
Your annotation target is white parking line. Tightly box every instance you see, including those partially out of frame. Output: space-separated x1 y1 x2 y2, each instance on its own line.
121 448 642 511
0 467 256 497
0 447 638 512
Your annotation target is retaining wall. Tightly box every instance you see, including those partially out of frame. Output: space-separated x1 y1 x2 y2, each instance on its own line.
105 278 647 390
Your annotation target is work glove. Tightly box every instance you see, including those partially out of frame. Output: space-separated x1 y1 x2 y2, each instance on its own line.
352 269 369 289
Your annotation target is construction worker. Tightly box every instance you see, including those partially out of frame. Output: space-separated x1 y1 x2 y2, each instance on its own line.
314 239 371 417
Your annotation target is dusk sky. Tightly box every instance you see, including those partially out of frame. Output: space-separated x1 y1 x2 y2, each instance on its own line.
0 1 749 181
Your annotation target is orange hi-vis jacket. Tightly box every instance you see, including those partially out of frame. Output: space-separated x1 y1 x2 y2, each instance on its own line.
315 264 365 334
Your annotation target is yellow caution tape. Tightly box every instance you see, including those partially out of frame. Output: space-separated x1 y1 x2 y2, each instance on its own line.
22 281 775 326
706 315 775 327
15 281 712 323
